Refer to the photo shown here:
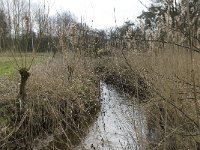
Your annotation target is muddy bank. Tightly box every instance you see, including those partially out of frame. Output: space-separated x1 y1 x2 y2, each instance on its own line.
95 65 151 102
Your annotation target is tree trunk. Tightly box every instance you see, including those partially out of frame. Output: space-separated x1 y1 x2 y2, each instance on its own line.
19 68 30 102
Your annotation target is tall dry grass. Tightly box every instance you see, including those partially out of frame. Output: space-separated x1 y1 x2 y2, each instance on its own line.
108 45 200 149
0 52 100 149
93 38 199 148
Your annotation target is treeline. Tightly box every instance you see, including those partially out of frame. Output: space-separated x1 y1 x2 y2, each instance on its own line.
0 0 108 56
0 0 199 55
100 0 199 52
110 0 200 52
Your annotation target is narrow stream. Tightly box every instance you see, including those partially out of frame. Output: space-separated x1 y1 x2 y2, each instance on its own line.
77 82 147 150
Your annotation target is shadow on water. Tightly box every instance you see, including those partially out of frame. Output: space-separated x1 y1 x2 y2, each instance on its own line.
76 81 147 150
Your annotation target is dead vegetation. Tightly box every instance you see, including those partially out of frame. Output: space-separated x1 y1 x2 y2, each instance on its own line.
0 53 100 149
123 47 200 149
0 0 199 149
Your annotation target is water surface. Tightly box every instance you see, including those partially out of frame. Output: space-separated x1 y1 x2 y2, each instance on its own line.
77 82 147 150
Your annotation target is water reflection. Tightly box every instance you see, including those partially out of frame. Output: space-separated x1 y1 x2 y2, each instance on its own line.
77 82 147 150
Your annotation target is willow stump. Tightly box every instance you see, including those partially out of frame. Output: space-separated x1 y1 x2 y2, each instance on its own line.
16 68 30 119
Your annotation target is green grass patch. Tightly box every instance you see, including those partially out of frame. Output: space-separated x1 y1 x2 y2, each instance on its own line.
0 53 51 76
0 57 16 76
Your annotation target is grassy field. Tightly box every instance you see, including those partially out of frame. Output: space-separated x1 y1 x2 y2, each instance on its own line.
0 53 52 76
0 57 15 76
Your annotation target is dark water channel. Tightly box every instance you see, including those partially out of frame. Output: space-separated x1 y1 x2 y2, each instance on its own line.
76 82 147 150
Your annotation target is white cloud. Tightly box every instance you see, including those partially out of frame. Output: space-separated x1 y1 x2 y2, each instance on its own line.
33 0 151 29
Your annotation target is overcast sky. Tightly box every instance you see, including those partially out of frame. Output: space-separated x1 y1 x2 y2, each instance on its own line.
34 0 151 29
